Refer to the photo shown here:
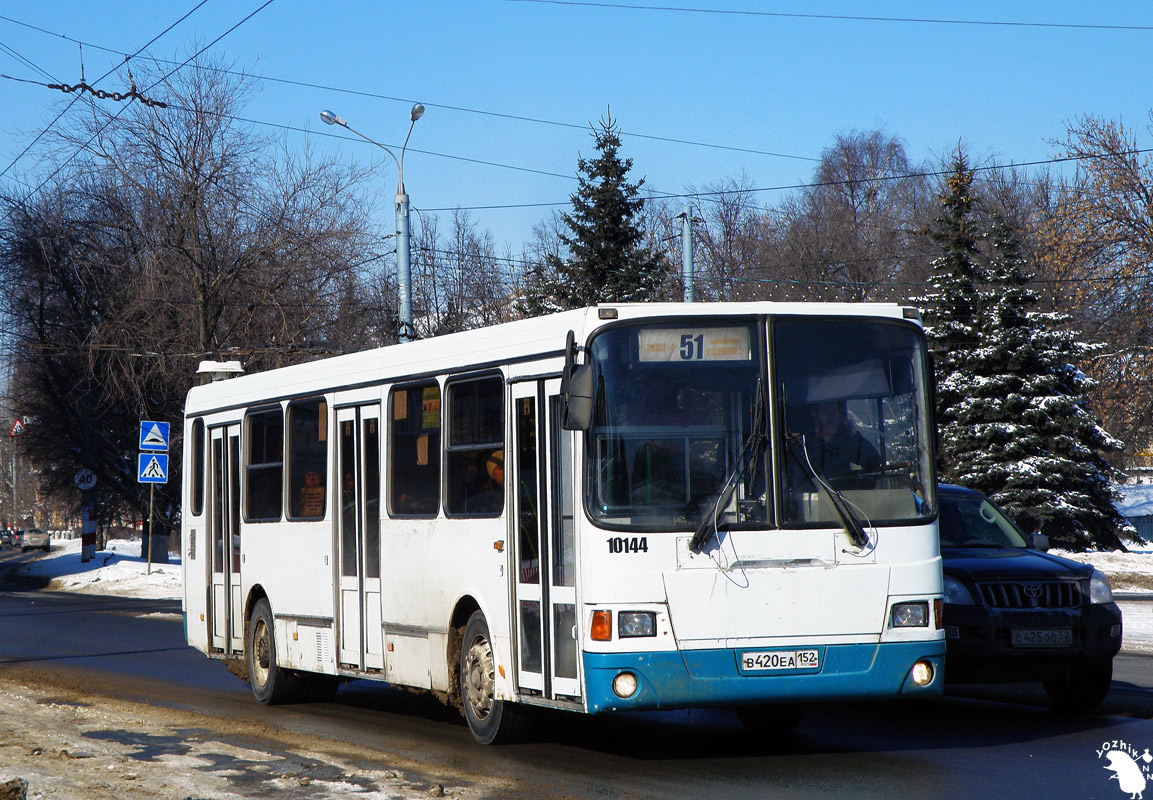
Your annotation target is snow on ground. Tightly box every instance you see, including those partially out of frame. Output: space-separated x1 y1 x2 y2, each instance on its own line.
8 535 181 600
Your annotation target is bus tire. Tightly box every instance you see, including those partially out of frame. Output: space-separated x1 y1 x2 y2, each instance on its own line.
460 610 529 744
248 598 301 705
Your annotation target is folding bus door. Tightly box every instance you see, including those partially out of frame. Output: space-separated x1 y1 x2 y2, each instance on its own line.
209 424 243 654
511 380 580 701
336 404 384 671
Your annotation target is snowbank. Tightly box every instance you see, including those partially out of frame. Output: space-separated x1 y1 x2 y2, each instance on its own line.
8 536 181 600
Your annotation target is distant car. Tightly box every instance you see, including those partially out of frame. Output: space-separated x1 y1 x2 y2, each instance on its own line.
20 528 50 553
8 530 22 548
938 483 1123 711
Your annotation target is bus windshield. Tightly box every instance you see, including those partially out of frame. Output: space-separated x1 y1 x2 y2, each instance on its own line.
587 321 763 531
585 316 935 532
776 317 935 528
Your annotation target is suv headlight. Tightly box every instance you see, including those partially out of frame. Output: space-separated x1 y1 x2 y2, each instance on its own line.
1089 568 1114 604
943 575 976 605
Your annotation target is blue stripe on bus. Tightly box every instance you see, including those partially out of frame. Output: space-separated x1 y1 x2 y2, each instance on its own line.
582 642 945 713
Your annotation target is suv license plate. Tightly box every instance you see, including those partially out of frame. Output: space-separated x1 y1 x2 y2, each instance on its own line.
1011 629 1073 648
741 649 820 672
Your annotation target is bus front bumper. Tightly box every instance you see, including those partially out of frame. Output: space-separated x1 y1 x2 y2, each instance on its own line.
582 641 945 713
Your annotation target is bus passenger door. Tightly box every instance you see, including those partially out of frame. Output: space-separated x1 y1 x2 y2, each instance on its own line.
209 424 243 654
511 380 581 702
336 405 384 671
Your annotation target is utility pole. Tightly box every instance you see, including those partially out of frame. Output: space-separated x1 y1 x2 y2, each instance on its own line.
680 204 695 302
321 104 425 342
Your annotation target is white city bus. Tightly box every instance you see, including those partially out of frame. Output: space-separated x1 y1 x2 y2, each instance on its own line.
182 302 944 743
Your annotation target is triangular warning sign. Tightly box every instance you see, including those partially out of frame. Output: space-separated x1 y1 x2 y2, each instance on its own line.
141 456 166 479
9 420 25 437
142 424 167 448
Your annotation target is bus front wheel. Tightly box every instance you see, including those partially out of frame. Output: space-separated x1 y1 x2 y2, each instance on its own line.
248 598 301 704
460 611 529 744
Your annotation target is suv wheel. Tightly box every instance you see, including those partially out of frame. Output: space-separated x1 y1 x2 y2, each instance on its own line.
1044 658 1112 711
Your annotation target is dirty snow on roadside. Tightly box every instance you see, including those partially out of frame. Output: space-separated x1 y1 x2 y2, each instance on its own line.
2 538 487 800
9 536 181 600
0 671 473 800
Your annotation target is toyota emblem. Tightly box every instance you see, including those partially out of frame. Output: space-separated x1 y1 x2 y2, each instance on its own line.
1023 583 1043 599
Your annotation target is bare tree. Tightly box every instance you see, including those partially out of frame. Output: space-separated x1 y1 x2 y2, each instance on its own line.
411 208 516 335
0 54 381 534
1032 114 1153 459
774 130 932 302
681 174 773 301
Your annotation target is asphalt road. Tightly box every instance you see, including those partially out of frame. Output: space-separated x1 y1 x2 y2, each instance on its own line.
2 575 1153 799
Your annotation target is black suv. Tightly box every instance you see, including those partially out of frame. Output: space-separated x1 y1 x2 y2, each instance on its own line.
938 483 1123 710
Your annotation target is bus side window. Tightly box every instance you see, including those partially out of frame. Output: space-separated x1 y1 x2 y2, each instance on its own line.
446 375 504 516
190 418 205 516
287 398 328 520
245 407 284 521
389 382 441 517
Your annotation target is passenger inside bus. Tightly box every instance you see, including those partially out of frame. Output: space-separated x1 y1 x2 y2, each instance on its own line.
465 449 504 513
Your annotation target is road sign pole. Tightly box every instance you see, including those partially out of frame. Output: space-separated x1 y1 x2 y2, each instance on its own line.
74 468 98 563
81 488 96 563
146 485 154 576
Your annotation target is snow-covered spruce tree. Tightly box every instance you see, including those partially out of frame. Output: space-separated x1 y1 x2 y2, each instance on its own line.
919 153 1131 550
952 216 1129 550
917 153 985 477
518 113 668 315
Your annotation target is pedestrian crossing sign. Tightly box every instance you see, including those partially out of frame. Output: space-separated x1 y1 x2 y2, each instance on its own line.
138 453 169 484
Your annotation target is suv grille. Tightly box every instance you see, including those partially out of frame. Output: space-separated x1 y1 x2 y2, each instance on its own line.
977 581 1083 609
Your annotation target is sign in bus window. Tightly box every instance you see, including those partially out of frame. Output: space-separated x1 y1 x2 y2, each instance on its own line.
288 398 327 520
390 383 441 517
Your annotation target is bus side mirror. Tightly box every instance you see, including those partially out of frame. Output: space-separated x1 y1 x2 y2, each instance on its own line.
562 364 593 431
561 330 593 431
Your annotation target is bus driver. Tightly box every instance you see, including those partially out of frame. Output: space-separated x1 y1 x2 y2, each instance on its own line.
802 400 880 486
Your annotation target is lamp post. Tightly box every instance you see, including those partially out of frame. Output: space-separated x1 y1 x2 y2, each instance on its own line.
321 104 425 342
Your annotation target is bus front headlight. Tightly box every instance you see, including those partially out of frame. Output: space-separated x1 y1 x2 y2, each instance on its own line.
891 601 929 628
618 611 656 638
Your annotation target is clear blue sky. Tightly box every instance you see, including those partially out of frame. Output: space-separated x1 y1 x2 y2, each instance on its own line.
2 1 1151 251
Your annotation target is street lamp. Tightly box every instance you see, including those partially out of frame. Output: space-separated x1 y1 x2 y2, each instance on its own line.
321 104 426 342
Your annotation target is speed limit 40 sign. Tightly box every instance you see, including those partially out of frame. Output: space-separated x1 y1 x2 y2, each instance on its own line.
74 468 97 491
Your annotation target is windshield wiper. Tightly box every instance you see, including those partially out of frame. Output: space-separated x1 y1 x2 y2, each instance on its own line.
689 380 767 553
786 435 869 550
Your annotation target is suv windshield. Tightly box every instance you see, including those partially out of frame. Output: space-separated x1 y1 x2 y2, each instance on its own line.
939 492 1029 548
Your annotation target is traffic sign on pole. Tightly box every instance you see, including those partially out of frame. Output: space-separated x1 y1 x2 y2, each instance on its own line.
138 453 168 484
139 421 170 451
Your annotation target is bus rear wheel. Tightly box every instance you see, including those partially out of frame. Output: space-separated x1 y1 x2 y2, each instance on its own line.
460 611 529 744
248 598 302 704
